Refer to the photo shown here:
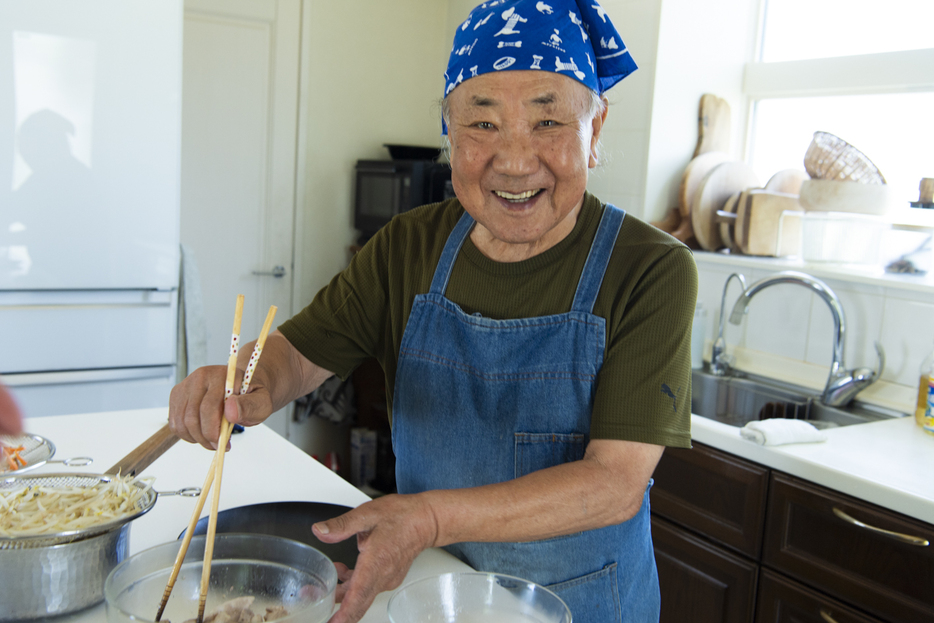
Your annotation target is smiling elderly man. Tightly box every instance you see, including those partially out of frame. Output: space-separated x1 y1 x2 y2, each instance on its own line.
168 1 697 621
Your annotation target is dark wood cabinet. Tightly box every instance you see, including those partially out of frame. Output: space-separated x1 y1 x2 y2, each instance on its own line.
651 442 934 623
763 473 934 623
756 569 885 623
652 443 770 558
653 514 758 623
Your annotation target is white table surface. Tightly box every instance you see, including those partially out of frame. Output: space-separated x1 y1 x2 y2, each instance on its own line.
17 408 471 623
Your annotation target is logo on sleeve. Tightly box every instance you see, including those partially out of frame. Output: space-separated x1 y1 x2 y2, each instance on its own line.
661 384 681 411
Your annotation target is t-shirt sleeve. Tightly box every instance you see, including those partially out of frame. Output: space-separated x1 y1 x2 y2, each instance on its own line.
591 244 697 448
278 231 391 381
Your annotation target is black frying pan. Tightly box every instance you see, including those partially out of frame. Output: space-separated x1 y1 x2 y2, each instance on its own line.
179 501 359 567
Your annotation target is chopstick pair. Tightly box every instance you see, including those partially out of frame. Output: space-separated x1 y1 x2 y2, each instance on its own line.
156 296 278 623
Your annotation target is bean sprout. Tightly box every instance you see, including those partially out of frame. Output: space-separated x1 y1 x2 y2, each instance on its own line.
0 475 153 537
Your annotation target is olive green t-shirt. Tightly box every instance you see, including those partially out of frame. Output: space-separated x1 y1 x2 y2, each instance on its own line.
280 192 697 448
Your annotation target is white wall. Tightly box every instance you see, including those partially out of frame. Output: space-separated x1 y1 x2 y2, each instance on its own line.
295 0 449 310
642 0 759 223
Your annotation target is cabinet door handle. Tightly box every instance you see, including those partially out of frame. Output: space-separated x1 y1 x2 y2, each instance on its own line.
820 608 837 623
819 609 840 623
832 507 930 547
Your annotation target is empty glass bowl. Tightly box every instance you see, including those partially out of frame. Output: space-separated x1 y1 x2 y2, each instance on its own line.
104 533 337 623
387 572 572 623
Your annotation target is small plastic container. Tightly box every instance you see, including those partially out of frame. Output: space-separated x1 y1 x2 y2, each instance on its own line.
800 212 888 265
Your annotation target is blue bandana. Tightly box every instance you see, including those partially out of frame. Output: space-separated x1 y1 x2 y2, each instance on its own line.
444 0 637 99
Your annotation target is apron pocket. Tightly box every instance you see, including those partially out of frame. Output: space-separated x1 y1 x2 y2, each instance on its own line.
547 563 621 623
514 432 586 478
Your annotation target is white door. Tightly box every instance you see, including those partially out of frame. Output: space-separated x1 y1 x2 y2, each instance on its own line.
181 0 301 436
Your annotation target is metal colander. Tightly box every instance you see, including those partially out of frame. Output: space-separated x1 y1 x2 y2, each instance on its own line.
0 434 53 474
0 472 157 549
0 433 93 475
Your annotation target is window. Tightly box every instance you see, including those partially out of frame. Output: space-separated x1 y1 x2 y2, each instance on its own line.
746 0 934 216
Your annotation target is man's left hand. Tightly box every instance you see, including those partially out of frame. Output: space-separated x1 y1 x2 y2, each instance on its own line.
312 493 440 623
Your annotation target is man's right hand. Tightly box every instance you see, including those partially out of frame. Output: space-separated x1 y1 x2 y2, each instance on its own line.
167 362 274 450
167 330 335 450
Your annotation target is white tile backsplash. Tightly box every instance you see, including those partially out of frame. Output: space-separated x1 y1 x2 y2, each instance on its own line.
695 259 932 395
804 278 885 371
879 297 934 387
739 270 812 361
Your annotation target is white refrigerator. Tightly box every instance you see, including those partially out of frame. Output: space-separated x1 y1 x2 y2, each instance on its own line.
0 1 183 417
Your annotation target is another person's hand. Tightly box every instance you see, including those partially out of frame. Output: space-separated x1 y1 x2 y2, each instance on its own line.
168 363 274 450
0 383 24 436
312 493 440 623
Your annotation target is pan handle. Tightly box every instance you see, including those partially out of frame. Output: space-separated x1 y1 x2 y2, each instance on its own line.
157 487 202 498
105 424 179 477
60 457 94 467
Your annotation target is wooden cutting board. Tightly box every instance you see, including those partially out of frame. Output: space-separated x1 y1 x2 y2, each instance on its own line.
650 206 681 234
718 190 742 253
734 189 802 256
678 151 731 217
765 168 808 195
693 94 731 158
691 162 760 251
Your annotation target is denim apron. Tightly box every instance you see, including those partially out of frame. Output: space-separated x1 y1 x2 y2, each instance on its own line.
392 205 660 623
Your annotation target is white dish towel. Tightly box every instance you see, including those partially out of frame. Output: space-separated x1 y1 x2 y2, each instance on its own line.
740 419 828 446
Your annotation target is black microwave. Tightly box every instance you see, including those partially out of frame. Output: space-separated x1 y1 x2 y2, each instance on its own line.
354 159 454 241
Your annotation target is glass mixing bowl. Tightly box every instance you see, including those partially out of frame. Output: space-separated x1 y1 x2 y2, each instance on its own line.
387 572 572 623
105 533 337 623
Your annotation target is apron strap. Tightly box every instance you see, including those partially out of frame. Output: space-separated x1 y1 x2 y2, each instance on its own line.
571 204 625 314
429 210 475 295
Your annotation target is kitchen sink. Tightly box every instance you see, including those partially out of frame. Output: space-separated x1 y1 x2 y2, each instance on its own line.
691 367 907 429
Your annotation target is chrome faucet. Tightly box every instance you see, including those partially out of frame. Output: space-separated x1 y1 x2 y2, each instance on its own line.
710 272 746 376
728 270 884 407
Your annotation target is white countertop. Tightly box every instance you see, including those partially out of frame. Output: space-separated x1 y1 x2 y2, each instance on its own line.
18 408 471 623
691 413 934 524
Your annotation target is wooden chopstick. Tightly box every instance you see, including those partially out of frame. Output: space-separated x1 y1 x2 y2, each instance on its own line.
195 304 277 621
156 295 243 621
196 294 245 623
155 452 216 621
156 299 278 622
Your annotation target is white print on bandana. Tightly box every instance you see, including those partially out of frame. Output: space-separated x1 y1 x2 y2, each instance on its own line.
536 1 553 14
600 36 618 51
461 18 471 31
470 65 479 77
498 40 522 48
454 38 478 56
493 56 516 70
592 4 608 22
531 54 544 69
474 12 494 29
555 56 585 80
495 7 527 36
445 68 465 95
596 45 629 60
541 28 565 52
480 0 507 8
569 10 589 42
586 52 594 73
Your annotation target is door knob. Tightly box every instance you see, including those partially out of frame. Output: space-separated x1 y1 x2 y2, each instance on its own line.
252 265 286 278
